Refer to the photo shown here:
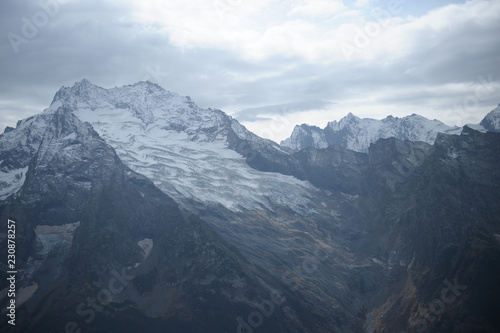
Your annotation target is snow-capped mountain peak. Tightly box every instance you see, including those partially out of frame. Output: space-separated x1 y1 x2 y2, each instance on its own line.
282 104 500 153
479 103 500 132
282 112 463 152
41 80 323 215
51 78 108 110
51 79 233 142
0 105 100 199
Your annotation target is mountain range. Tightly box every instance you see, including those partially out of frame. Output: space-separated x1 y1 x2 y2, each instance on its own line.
281 106 500 152
1 79 499 332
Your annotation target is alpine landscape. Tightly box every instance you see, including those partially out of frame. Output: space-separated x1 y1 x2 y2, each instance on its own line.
1 79 499 332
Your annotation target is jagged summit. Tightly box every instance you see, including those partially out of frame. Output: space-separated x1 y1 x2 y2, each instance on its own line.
282 104 500 153
51 79 181 108
49 79 237 143
51 78 105 107
50 79 189 122
282 112 468 152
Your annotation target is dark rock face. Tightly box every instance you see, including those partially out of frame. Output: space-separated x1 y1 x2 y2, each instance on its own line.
0 108 328 333
372 127 500 333
247 126 500 332
293 144 369 194
226 122 306 178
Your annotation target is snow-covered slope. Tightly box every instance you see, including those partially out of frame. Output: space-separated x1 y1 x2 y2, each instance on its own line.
281 112 462 153
49 79 323 213
0 112 55 199
479 103 500 132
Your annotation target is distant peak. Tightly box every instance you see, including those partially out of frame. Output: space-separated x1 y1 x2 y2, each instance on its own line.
65 79 104 93
73 79 161 91
282 109 464 152
73 78 97 88
342 112 359 123
78 78 91 84
50 79 106 109
132 80 162 88
479 103 500 132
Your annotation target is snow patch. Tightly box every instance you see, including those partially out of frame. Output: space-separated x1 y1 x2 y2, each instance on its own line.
35 222 80 256
16 283 39 307
0 166 29 200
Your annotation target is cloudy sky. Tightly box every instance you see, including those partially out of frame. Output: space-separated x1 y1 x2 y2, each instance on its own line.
1 0 500 142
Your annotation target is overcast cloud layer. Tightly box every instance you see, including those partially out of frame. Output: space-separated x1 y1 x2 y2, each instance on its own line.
1 0 500 142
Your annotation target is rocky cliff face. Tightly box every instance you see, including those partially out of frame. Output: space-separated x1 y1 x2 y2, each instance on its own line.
262 126 500 332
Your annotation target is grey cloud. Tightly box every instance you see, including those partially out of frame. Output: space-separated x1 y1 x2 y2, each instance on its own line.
1 0 499 134
234 100 337 122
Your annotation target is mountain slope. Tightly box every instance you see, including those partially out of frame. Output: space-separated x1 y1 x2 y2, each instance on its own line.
364 127 500 332
0 106 329 332
48 79 372 332
257 126 500 332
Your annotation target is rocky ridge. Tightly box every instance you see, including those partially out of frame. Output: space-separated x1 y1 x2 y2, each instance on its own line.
281 107 500 152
